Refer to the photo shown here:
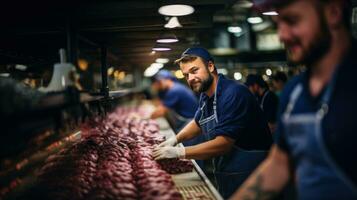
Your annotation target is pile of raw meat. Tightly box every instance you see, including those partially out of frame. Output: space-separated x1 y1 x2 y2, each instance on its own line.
30 106 193 200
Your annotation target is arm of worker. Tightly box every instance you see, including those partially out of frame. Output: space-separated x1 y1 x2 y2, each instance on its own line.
184 135 234 159
229 145 291 200
157 120 202 147
153 135 234 160
150 104 168 119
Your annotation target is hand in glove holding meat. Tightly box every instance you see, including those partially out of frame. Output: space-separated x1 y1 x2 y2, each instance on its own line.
157 136 177 147
153 146 185 160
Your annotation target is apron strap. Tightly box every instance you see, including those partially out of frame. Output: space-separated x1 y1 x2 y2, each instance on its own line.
260 90 269 110
283 84 303 118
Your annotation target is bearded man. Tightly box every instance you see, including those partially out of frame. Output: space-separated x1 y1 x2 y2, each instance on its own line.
231 0 357 199
153 47 273 198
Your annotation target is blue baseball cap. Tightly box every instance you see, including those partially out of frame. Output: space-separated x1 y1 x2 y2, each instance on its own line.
154 70 177 81
176 47 214 63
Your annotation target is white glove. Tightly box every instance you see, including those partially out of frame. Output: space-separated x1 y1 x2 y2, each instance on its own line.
153 146 185 160
158 136 177 147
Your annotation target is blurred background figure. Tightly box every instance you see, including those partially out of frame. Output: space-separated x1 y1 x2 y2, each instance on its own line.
150 70 202 144
271 71 288 97
245 74 279 133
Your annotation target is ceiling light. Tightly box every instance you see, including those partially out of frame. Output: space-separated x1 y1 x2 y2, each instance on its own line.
234 72 242 80
152 44 171 51
175 70 184 79
266 69 272 76
164 17 182 29
15 64 27 71
263 11 278 16
0 73 10 77
227 26 242 33
158 4 194 16
235 1 253 8
150 63 164 69
107 67 114 76
156 33 179 43
144 66 160 77
156 58 170 64
247 17 263 24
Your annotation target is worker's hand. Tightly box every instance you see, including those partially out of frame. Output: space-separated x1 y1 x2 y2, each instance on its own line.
157 136 177 147
153 146 185 160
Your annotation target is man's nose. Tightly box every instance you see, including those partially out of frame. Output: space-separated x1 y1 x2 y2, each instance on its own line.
187 74 195 82
277 23 292 44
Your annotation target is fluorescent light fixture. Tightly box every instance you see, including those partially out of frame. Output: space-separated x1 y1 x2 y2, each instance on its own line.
144 66 160 77
157 38 178 43
263 11 278 16
156 58 170 64
164 17 182 29
15 64 27 71
0 73 10 77
247 17 263 24
234 72 242 80
152 44 171 51
227 26 242 33
237 1 253 8
158 4 194 16
152 47 171 51
150 63 164 69
156 33 179 43
266 69 272 76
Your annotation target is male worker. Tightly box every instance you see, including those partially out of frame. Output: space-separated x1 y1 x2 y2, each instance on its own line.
271 71 288 97
153 47 273 198
245 74 279 133
231 0 357 199
150 69 198 133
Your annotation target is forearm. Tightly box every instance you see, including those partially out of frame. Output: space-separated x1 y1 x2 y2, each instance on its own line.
150 105 167 119
176 120 201 143
184 136 234 160
229 145 290 200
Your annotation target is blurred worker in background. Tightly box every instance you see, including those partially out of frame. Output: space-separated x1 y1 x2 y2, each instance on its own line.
246 74 279 133
150 70 202 146
271 71 288 97
153 47 272 198
231 0 357 199
150 69 198 132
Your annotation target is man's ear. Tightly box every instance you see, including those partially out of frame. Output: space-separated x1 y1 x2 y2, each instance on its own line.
208 61 215 73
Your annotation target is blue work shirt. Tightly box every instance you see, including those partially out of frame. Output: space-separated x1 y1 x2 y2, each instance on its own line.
276 41 357 188
194 74 272 150
162 82 198 118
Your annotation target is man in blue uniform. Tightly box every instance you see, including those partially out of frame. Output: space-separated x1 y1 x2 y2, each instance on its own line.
153 47 273 198
245 74 279 133
231 0 357 199
150 69 198 134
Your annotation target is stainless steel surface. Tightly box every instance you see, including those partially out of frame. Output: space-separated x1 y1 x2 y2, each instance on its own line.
156 117 223 200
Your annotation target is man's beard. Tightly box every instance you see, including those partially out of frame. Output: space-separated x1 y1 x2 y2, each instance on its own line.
287 9 332 66
190 71 214 93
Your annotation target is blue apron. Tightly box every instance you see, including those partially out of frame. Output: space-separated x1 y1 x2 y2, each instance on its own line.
198 76 268 198
282 75 357 199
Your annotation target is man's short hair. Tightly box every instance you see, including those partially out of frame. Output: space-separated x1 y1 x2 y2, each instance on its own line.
272 71 288 83
245 74 268 88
